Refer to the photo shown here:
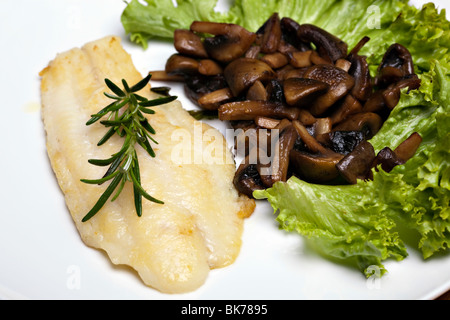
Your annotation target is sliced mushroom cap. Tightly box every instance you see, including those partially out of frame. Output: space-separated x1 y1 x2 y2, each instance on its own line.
218 100 300 121
280 17 311 51
165 54 200 76
233 160 265 198
297 24 348 63
376 43 415 87
348 55 372 101
304 64 355 116
290 149 344 183
333 112 383 139
283 78 329 107
174 29 208 58
198 59 224 76
191 21 257 63
258 12 282 54
379 43 415 75
224 58 276 96
336 140 376 184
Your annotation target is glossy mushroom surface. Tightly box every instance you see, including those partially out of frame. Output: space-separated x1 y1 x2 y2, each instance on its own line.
153 15 422 197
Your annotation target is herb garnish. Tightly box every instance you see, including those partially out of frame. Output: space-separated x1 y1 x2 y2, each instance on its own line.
81 74 177 222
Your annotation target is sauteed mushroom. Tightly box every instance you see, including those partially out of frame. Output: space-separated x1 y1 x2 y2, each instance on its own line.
304 64 355 116
191 21 257 63
336 141 376 184
283 78 329 107
297 24 348 63
154 15 422 197
224 58 276 96
218 100 300 121
174 29 208 58
258 13 282 54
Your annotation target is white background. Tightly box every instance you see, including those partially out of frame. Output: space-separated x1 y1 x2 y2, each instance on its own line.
0 0 448 300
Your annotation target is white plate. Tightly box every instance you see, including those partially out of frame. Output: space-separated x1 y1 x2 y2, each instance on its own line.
0 0 449 300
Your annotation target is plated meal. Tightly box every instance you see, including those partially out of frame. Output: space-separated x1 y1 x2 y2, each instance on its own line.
39 0 449 295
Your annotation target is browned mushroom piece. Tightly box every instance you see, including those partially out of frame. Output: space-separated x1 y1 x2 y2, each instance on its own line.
335 59 352 72
218 100 300 121
165 54 200 76
283 78 329 107
348 55 372 101
224 58 276 96
266 79 285 104
198 59 224 76
347 36 370 59
174 29 209 58
369 132 422 173
258 13 282 54
246 80 269 101
303 64 355 116
267 124 297 185
393 132 422 162
245 45 261 59
376 43 415 87
289 50 313 68
191 21 257 63
313 118 333 137
280 17 312 52
333 112 383 139
330 95 363 125
371 147 405 173
255 116 281 129
233 156 266 197
336 140 376 184
298 109 317 126
292 120 328 154
297 24 348 63
382 75 421 109
197 88 233 110
290 149 344 183
310 50 333 65
261 52 289 69
362 90 386 113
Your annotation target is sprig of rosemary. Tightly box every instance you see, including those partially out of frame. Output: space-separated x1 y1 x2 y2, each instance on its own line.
81 74 177 222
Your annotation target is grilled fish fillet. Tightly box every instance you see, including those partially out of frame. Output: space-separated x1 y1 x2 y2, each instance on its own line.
40 36 255 293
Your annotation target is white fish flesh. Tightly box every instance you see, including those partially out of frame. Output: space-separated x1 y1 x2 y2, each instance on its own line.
40 36 255 293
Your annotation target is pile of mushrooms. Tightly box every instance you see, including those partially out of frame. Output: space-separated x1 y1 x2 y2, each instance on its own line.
153 13 423 198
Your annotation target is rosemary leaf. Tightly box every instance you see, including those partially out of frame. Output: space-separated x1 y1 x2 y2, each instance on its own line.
82 173 124 222
105 79 125 97
130 73 152 93
81 76 175 222
139 95 177 107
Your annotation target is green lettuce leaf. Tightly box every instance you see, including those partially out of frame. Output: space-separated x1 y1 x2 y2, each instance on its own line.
254 177 408 276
